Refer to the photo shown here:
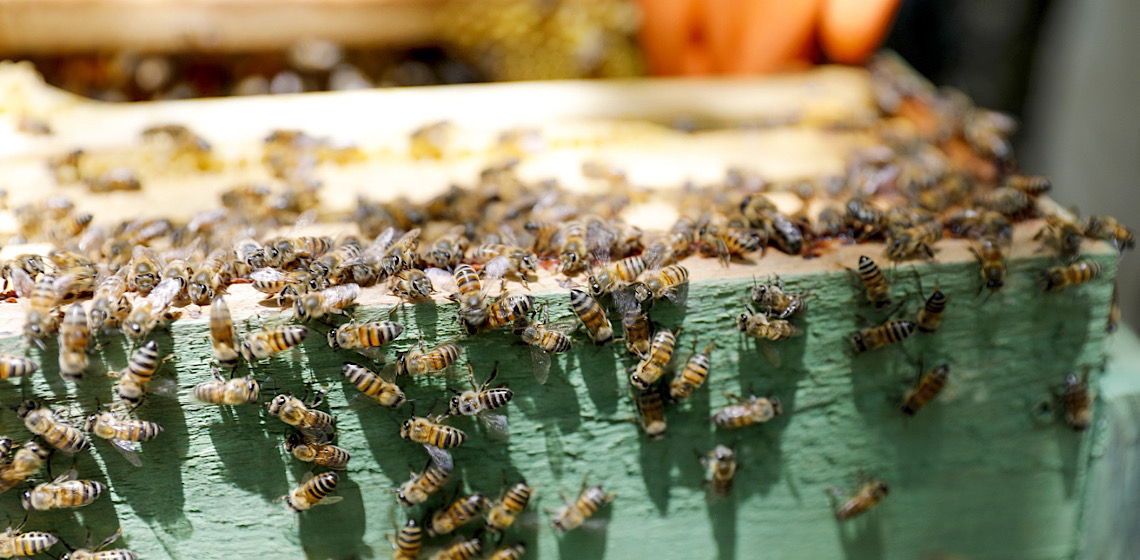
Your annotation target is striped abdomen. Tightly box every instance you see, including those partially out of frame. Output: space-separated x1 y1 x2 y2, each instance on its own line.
917 289 947 333
568 289 613 345
900 364 950 415
857 255 891 308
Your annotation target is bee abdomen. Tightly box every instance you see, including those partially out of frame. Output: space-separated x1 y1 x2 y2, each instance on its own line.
13 532 58 555
479 388 514 411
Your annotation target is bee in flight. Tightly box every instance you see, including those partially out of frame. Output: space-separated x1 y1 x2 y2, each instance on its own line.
59 528 137 560
549 474 615 532
0 354 38 380
17 400 90 454
279 472 342 513
21 469 106 511
514 306 571 385
448 363 512 439
84 410 163 467
830 476 890 521
712 393 782 429
284 433 350 470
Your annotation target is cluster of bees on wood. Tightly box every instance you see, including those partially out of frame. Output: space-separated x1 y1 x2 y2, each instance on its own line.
0 52 1130 557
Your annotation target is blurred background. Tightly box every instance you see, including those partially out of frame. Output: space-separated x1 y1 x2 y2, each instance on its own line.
0 0 1134 326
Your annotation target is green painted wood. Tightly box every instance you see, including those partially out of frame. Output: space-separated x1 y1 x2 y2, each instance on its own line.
0 249 1119 560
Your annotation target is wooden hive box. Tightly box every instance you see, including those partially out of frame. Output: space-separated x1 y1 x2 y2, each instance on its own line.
0 60 1134 560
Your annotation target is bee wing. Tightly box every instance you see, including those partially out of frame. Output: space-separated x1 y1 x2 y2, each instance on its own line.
663 282 690 308
423 444 454 471
9 268 34 297
109 439 143 467
612 287 637 315
760 341 782 368
323 284 361 307
483 256 511 281
250 268 291 282
313 495 344 507
352 347 389 363
425 267 456 293
529 345 551 385
580 517 611 532
54 468 79 483
146 378 179 399
477 411 510 441
347 393 381 412
53 274 77 299
146 278 181 309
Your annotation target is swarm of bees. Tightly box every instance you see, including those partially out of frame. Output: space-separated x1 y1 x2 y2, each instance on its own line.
0 51 1127 555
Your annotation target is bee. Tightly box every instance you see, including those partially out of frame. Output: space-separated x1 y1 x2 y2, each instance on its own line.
424 225 469 270
396 341 461 377
484 293 535 331
515 310 572 385
701 444 737 498
121 277 181 341
84 411 163 467
900 364 950 415
550 475 615 532
557 220 588 276
264 236 333 269
0 521 58 558
670 342 715 403
391 269 433 302
1083 215 1134 252
14 271 67 342
186 248 229 305
89 269 130 330
378 228 422 278
0 441 50 492
854 255 892 308
764 212 806 256
632 265 689 304
488 544 527 560
630 328 676 391
193 367 260 405
310 240 361 283
397 449 453 507
428 538 482 560
701 226 762 266
850 320 916 354
621 300 652 358
294 283 360 322
160 258 192 300
452 264 489 334
750 275 808 319
389 519 422 560
280 472 342 513
59 528 136 560
48 211 94 243
284 433 350 469
587 255 646 298
486 481 535 533
568 289 613 346
241 325 309 361
208 297 240 369
233 238 267 271
328 321 403 351
400 414 467 449
2 255 47 293
975 186 1032 218
1040 261 1101 291
964 108 1016 160
735 309 802 341
17 401 90 454
0 438 11 460
21 470 106 510
449 363 513 416
116 340 166 404
885 220 942 262
127 246 162 296
250 268 308 302
712 393 782 429
0 355 37 380
634 386 667 440
1034 215 1084 262
845 197 886 240
428 493 486 537
1005 174 1051 196
831 477 890 521
969 237 1007 294
342 362 405 408
1061 370 1093 431
267 392 336 441
916 285 948 334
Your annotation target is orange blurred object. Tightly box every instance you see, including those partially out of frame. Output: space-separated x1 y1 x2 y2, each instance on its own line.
635 0 901 75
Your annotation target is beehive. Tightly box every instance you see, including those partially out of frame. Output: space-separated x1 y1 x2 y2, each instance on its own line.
0 60 1132 560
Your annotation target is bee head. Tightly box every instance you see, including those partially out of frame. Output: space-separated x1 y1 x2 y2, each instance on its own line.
267 394 288 415
326 327 340 349
587 276 604 297
715 445 735 462
284 432 301 451
769 397 783 416
82 414 98 432
734 313 749 331
399 417 413 439
19 491 33 511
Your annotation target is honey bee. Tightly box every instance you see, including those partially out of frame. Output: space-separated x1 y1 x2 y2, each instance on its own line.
750 275 808 320
121 277 181 341
2 255 46 292
400 414 467 449
397 448 453 507
186 248 228 305
735 309 802 341
900 364 950 415
845 197 886 241
631 264 689 305
763 212 806 256
1060 370 1093 431
389 519 422 560
264 236 333 269
969 237 1007 294
327 320 403 354
391 269 433 302
586 255 646 299
428 538 482 560
241 325 309 361
488 544 527 560
515 310 571 385
701 225 762 266
1083 215 1134 252
701 444 737 498
0 354 38 380
267 391 336 441
885 220 942 262
423 225 468 269
127 246 162 296
294 283 360 322
280 472 342 513
207 297 240 369
396 341 461 377
310 239 362 284
1040 261 1101 291
633 386 667 440
84 410 163 467
831 477 890 521
1034 215 1084 262
670 342 715 403
712 393 782 429
630 328 676 391
549 475 615 532
568 289 613 346
484 293 535 331
233 238 267 271
452 264 488 335
116 340 166 404
0 441 50 492
975 186 1032 218
17 401 90 454
557 220 588 276
342 362 405 409
964 107 1016 160
21 470 105 510
0 438 11 460
284 433 350 470
486 481 535 533
59 528 136 560
850 320 916 354
853 255 892 308
447 363 512 438
621 299 652 358
12 271 67 343
916 284 948 334
160 258 192 300
0 520 58 558
427 493 486 537
89 268 130 330
193 367 261 406
250 268 309 303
